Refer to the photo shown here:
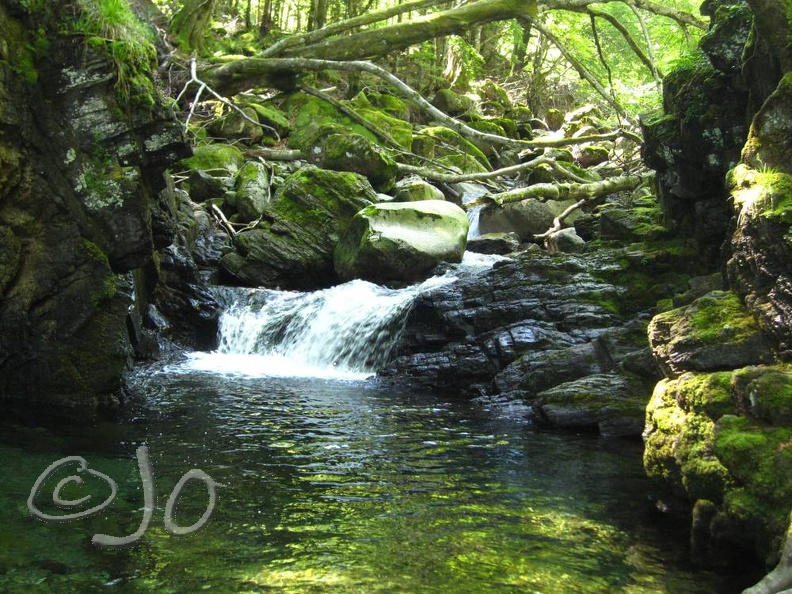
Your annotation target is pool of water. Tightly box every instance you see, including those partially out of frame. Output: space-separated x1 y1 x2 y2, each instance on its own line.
0 358 746 593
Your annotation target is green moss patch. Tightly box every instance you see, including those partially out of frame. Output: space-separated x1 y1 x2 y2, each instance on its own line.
688 290 759 345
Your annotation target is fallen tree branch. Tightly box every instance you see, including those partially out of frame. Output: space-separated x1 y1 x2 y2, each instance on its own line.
534 197 588 240
245 147 302 160
260 0 450 58
176 56 280 139
280 0 536 61
465 171 650 209
397 154 593 184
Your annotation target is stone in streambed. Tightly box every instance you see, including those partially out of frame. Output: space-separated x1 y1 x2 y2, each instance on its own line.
334 200 469 283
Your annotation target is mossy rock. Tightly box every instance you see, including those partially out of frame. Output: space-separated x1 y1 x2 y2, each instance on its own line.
309 132 398 192
431 88 477 117
714 414 792 540
545 108 565 131
730 365 792 425
228 160 270 221
532 372 650 437
597 200 669 241
578 144 610 168
245 102 291 136
465 120 507 156
391 176 445 202
221 166 377 289
643 377 733 502
730 163 792 224
206 107 263 144
182 143 245 176
353 91 411 121
436 154 490 175
477 79 512 110
741 72 792 174
334 200 469 283
355 107 413 150
648 290 774 376
287 95 380 151
417 126 491 170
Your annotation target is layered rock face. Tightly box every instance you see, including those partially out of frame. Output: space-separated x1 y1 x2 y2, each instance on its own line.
0 0 189 406
640 0 792 581
381 242 705 438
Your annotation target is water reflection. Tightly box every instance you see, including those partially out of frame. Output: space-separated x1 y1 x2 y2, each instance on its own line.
0 362 742 592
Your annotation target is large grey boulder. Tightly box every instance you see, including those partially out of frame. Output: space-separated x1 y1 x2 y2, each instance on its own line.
334 200 469 283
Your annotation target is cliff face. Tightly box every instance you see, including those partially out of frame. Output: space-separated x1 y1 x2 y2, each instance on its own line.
641 0 792 577
0 0 189 406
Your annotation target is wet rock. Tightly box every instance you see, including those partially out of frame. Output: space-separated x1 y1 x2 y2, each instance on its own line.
532 373 651 437
466 232 520 255
0 21 188 406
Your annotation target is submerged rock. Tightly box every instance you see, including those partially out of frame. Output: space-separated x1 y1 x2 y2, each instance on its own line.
334 200 469 283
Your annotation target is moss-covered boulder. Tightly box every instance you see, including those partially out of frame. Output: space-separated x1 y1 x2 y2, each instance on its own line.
415 126 491 171
227 160 270 221
221 166 377 289
206 107 264 144
643 366 792 565
648 290 774 377
182 143 245 176
308 132 398 192
432 88 477 117
334 200 469 283
391 176 445 202
578 144 610 168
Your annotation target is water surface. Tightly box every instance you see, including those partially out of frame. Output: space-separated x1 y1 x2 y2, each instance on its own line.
0 361 741 593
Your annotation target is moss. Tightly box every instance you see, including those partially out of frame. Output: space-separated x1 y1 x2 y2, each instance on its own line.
732 365 792 425
676 371 734 419
714 415 792 523
688 290 759 345
70 0 159 107
288 96 381 151
416 126 491 170
181 143 245 174
356 107 413 150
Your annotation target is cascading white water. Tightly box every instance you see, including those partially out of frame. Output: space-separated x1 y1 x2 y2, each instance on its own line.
183 274 457 380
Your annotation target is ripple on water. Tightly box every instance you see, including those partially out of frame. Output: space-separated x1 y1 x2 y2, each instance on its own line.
0 363 744 593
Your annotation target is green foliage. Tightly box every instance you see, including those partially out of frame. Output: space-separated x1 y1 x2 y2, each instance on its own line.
70 0 158 107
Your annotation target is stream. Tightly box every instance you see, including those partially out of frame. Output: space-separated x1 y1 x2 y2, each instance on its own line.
0 267 747 593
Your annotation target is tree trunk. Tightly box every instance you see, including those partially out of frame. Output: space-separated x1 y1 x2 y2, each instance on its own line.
281 0 536 61
170 0 217 52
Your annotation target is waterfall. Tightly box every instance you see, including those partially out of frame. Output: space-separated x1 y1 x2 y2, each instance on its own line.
183 275 456 380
